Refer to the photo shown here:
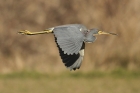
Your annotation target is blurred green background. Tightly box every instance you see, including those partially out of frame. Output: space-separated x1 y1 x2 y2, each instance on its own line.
0 0 140 93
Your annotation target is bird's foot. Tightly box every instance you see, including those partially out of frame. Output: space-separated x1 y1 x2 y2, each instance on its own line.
18 30 32 35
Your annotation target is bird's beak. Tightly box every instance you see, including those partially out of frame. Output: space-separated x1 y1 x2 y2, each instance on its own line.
98 31 118 36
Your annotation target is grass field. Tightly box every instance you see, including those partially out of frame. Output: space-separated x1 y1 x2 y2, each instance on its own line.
0 70 140 93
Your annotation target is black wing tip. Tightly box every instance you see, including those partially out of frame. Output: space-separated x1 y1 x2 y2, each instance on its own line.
68 67 80 71
73 68 76 71
55 37 84 71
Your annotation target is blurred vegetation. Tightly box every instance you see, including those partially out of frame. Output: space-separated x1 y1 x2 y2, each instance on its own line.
0 0 140 73
0 70 140 93
0 69 140 79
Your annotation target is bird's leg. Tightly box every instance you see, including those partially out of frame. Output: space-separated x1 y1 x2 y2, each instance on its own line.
18 28 53 35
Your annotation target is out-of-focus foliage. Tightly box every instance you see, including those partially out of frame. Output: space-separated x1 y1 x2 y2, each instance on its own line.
0 70 140 93
0 0 140 73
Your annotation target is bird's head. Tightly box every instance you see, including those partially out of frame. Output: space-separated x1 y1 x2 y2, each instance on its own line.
90 28 118 36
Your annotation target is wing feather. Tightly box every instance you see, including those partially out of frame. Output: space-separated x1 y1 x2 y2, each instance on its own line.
55 37 85 70
53 26 84 55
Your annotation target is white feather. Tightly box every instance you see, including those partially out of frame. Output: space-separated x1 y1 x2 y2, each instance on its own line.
79 49 84 56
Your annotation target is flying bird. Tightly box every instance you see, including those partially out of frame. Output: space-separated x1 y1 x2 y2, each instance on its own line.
19 24 117 71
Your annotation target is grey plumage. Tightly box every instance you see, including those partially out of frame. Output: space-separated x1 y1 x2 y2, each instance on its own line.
52 24 97 70
19 24 117 71
84 28 98 43
53 24 86 55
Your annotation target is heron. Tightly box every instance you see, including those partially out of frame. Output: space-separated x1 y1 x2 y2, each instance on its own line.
18 24 117 71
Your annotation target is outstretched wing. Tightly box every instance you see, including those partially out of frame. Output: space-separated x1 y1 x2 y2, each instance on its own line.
55 37 85 70
53 25 84 55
